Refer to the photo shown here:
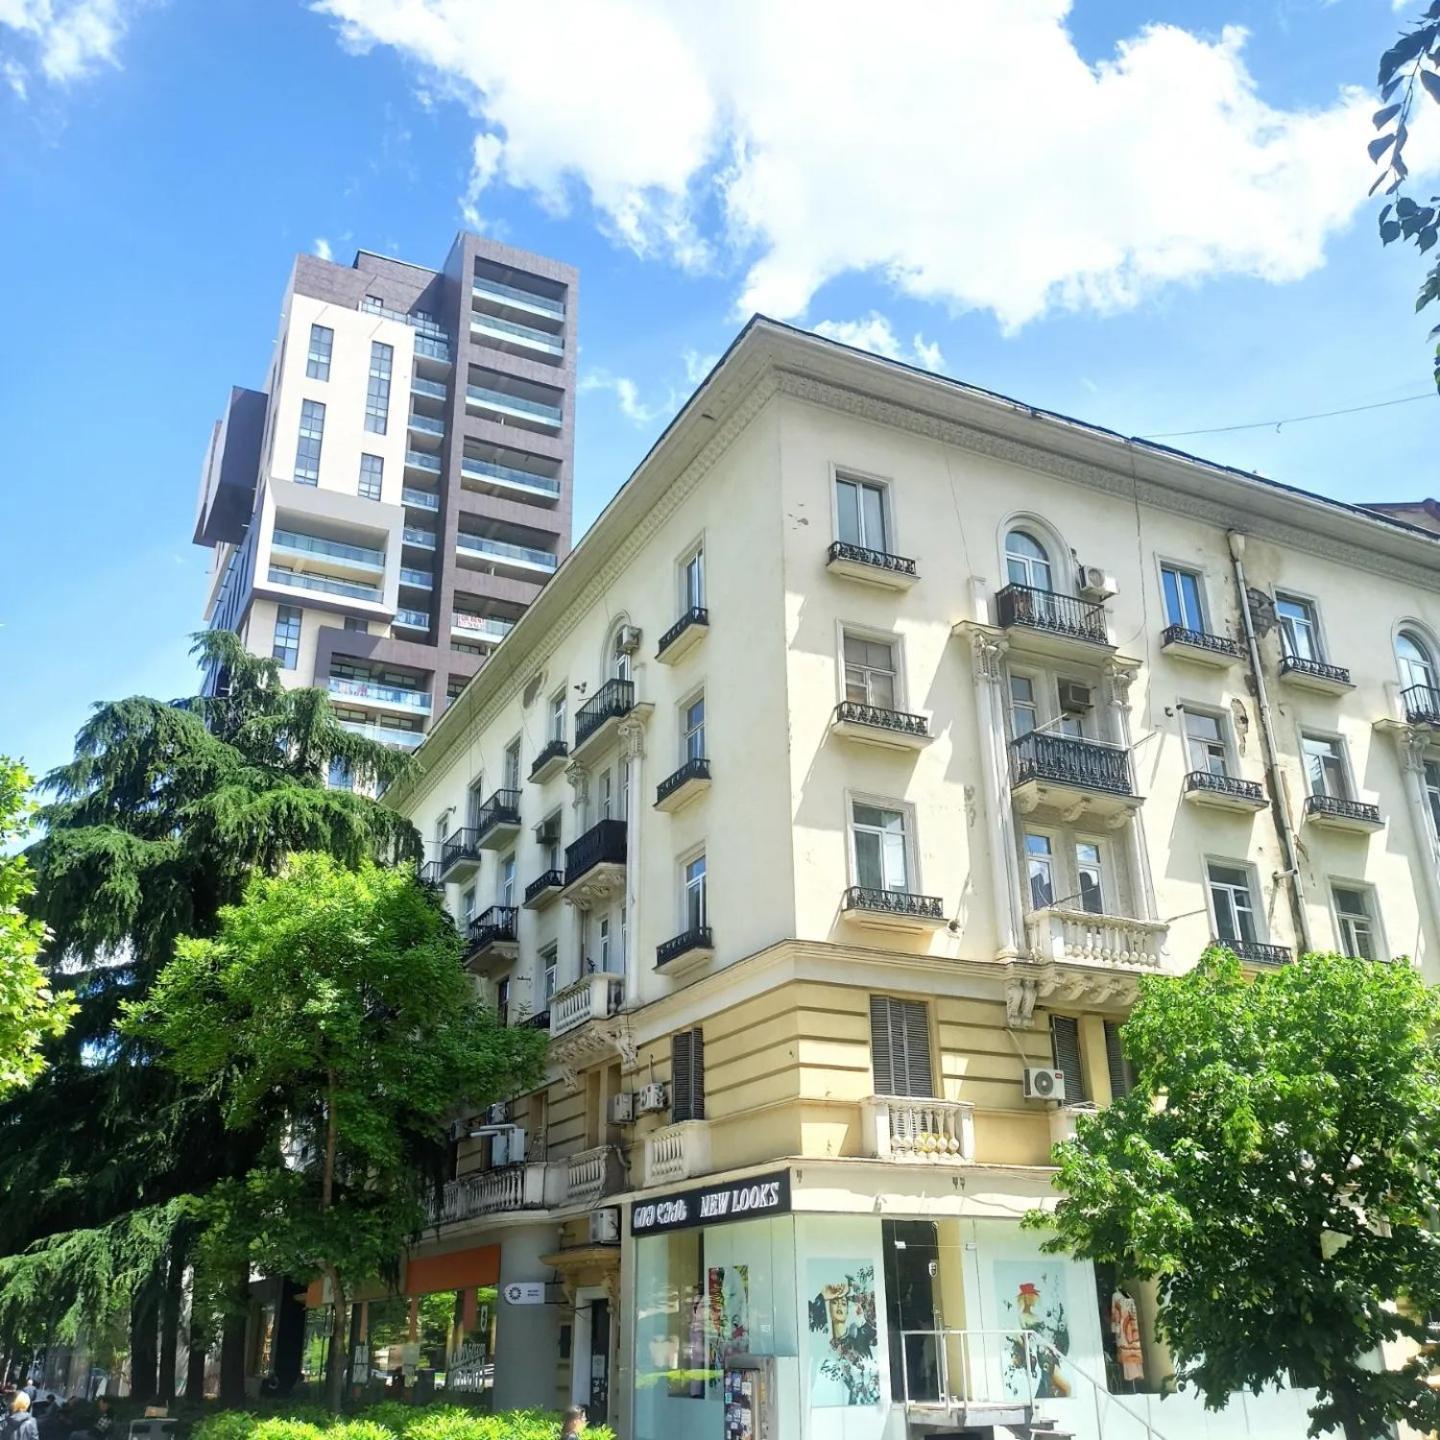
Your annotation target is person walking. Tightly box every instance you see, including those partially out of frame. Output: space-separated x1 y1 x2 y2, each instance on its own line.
560 1405 587 1437
5 1393 41 1440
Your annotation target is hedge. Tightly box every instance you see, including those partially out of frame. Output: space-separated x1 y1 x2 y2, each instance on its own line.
191 1405 613 1440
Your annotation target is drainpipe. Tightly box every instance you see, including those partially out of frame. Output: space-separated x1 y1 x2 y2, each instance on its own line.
1226 531 1313 954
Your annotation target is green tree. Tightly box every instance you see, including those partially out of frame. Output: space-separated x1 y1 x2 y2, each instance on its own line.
0 758 74 1098
1027 949 1440 1440
0 633 421 1399
127 853 547 1411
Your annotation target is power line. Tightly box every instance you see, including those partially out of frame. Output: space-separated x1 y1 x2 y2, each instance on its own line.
1139 390 1436 440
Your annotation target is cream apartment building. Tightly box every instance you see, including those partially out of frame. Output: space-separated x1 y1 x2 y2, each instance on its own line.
374 318 1440 1440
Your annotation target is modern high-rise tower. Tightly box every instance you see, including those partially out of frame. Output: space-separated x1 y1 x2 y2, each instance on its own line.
193 232 577 750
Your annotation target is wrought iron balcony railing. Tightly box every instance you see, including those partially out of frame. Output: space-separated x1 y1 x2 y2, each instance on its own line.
1010 731 1134 797
474 788 522 841
529 738 568 779
833 701 929 738
1279 654 1351 687
418 861 441 888
995 583 1108 645
438 828 480 876
1218 938 1292 965
575 678 634 747
657 606 709 657
564 818 627 886
657 926 713 967
1402 683 1440 725
517 1008 551 1032
1304 794 1382 827
656 757 710 806
843 886 944 921
466 906 518 954
1161 624 1241 658
524 869 564 904
1183 770 1265 805
826 539 917 578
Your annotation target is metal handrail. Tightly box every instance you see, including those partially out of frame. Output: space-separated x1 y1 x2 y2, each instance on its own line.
1183 770 1264 803
827 538 916 576
1402 682 1440 724
1279 653 1351 687
1011 730 1134 796
1161 623 1240 657
472 275 566 317
461 455 562 496
996 583 1109 644
834 700 929 737
657 605 709 656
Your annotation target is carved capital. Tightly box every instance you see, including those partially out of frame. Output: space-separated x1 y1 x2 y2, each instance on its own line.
1103 658 1140 709
1005 975 1039 1029
618 716 646 760
565 761 589 806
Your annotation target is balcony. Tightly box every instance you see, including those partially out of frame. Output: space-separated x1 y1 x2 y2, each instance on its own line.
463 906 519 966
272 529 385 574
562 818 627 904
1278 654 1353 696
1402 683 1440 725
466 383 563 431
394 608 430 632
451 612 514 648
1024 907 1166 969
517 1008 550 1032
1303 793 1384 835
860 1096 975 1164
573 677 635 759
563 1144 624 1209
1160 624 1242 669
523 868 565 910
1009 732 1140 822
328 675 432 716
472 275 566 321
461 456 562 502
268 567 382 604
408 411 446 438
403 525 437 550
654 757 710 814
825 539 918 591
656 926 714 975
1218 938 1292 966
830 700 931 752
411 376 447 401
455 531 558 577
529 738 569 784
550 973 623 1038
1182 770 1267 814
994 583 1112 658
473 788 522 849
656 606 709 664
470 312 565 358
841 885 945 932
642 1120 712 1187
413 335 452 366
438 827 482 883
402 487 439 511
429 1164 548 1225
418 860 441 887
400 566 434 590
339 718 425 750
405 449 442 476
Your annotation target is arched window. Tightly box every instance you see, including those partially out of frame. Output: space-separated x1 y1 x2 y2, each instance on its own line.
1005 529 1054 592
1397 629 1436 693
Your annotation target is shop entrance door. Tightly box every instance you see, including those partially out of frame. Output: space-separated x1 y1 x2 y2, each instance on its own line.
882 1219 941 1403
587 1299 610 1423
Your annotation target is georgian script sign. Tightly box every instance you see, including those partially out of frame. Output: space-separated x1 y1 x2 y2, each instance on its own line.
630 1169 792 1236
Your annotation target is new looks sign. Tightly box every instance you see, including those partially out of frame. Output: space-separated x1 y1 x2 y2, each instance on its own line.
630 1170 792 1236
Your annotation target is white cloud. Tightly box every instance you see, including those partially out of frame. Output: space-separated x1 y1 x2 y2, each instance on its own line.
461 130 504 229
813 312 946 372
313 236 334 262
314 0 1440 331
581 370 660 425
0 0 136 94
682 348 720 384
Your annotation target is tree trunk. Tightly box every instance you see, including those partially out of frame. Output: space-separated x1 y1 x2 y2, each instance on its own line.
218 1262 249 1407
185 1321 208 1404
158 1238 185 1403
323 1270 348 1414
272 1276 305 1396
129 1269 160 1403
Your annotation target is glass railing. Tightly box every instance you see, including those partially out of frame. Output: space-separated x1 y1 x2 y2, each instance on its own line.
399 567 433 589
357 298 448 339
414 335 452 363
452 613 515 642
272 529 384 568
268 567 380 602
405 450 442 473
466 385 563 426
339 719 425 749
470 312 564 355
328 676 430 711
403 527 437 549
401 487 439 510
461 456 561 497
395 608 431 630
472 276 566 318
408 412 445 435
411 376 447 400
456 532 558 570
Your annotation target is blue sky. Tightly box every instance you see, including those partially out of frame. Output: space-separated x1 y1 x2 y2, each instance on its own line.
2 0 1438 786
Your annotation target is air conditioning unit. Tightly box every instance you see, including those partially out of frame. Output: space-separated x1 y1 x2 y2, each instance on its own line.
486 1101 510 1126
617 625 642 654
609 1093 635 1125
1077 565 1118 601
1057 681 1093 715
589 1207 621 1244
637 1082 669 1115
447 1118 466 1142
1023 1067 1067 1102
492 1125 526 1166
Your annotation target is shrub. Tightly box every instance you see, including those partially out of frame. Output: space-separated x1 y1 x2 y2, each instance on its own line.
193 1412 261 1440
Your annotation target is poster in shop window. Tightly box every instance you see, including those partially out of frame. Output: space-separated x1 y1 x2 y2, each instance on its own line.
706 1265 750 1395
993 1259 1073 1400
805 1258 880 1407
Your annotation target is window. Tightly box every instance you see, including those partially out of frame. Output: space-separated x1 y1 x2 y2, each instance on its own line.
496 978 510 1028
844 634 897 709
1208 862 1259 945
466 778 485 830
1051 1015 1088 1101
597 915 613 973
682 545 705 610
1025 833 1055 909
358 453 383 501
1426 760 1440 837
1184 710 1229 776
1398 630 1437 692
1009 673 1039 738
294 399 325 484
1161 564 1205 630
541 944 558 1004
550 690 567 743
460 886 476 927
499 854 516 907
869 996 935 1098
272 605 301 669
852 802 910 894
362 294 383 312
503 739 521 792
835 473 889 552
683 853 707 932
1005 529 1053 592
597 769 613 821
1103 1020 1133 1099
538 811 562 871
682 693 706 762
1301 733 1348 799
306 324 333 381
435 813 450 850
671 1028 706 1122
327 758 352 791
365 341 393 434
1075 841 1104 915
1333 885 1378 961
1276 593 1321 662
343 617 368 633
